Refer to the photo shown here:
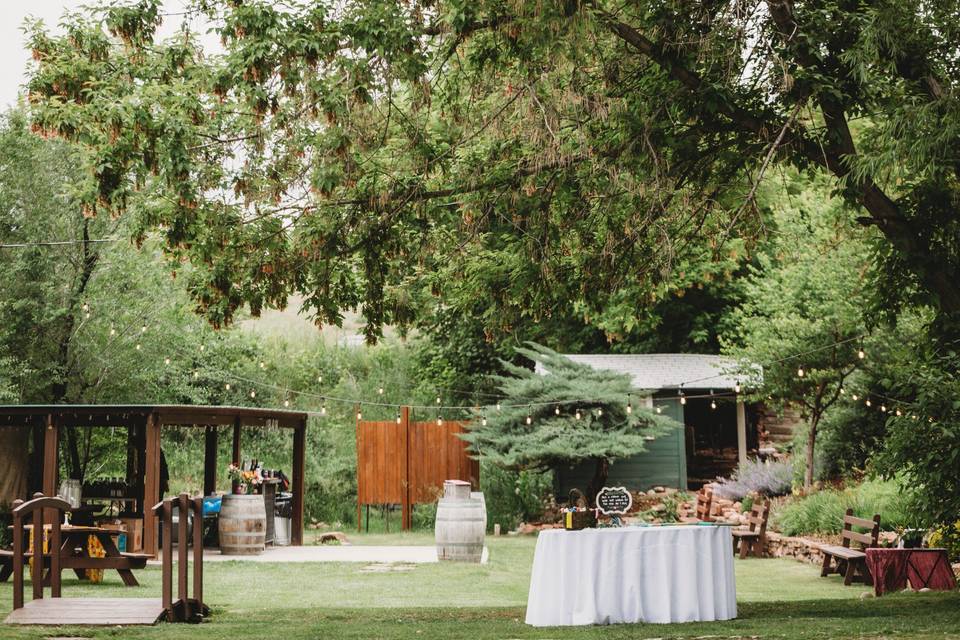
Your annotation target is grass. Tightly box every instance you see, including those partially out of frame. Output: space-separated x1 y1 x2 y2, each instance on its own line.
0 533 957 639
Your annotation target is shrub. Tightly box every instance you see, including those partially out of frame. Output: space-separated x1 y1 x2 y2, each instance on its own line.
712 458 793 501
928 521 960 562
774 477 912 536
481 461 553 531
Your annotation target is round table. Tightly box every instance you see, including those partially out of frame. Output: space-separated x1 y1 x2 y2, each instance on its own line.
525 525 737 626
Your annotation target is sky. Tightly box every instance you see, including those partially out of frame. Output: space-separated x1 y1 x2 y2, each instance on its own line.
0 0 207 109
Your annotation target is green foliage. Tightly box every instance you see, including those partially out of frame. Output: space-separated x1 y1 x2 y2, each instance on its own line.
774 478 912 536
462 343 677 471
480 462 554 531
723 172 873 487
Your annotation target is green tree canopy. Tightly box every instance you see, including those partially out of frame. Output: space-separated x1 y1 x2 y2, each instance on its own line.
461 343 676 503
24 1 960 342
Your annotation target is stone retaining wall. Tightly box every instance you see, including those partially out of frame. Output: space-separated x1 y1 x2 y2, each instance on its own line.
763 531 825 565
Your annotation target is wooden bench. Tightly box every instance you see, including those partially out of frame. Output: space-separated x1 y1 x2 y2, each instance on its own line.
695 487 713 522
732 499 771 558
0 550 12 582
819 508 881 586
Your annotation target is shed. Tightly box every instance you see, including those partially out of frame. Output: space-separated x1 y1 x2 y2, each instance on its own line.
551 354 761 495
0 405 309 557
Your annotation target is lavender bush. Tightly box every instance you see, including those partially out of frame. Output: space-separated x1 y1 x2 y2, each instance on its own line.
712 458 793 501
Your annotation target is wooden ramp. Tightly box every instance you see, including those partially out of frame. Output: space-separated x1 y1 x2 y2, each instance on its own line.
4 598 165 626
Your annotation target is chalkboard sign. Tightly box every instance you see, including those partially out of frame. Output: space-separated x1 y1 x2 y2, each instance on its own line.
596 486 633 515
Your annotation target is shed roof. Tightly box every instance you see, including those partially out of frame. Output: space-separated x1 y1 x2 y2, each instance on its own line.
558 353 760 390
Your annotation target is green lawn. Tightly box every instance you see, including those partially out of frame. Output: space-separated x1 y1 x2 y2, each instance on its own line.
0 533 957 639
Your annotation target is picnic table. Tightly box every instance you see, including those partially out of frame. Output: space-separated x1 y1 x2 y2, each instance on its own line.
1 524 149 587
865 548 957 596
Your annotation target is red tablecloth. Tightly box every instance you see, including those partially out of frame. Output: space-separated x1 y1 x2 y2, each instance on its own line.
865 548 957 596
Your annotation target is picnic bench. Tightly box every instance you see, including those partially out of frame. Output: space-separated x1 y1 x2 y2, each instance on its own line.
819 508 881 586
695 487 713 522
731 499 770 558
1 524 150 586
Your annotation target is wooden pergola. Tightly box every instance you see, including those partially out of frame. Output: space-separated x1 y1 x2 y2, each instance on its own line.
0 405 308 557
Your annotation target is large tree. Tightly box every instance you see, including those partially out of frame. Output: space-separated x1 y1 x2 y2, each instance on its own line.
461 343 676 504
24 1 959 341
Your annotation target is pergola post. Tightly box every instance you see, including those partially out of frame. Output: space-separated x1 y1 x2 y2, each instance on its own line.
736 399 748 467
291 418 306 546
231 418 241 465
143 412 162 557
42 414 59 521
203 426 218 497
401 405 411 531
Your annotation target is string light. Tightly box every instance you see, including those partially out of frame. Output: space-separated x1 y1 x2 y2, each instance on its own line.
317 375 322 384
880 404 887 413
321 403 327 416
141 324 147 333
655 406 662 414
555 405 561 415
437 415 444 426
526 414 532 425
259 361 266 369
250 390 256 399
734 381 741 394
199 344 205 352
797 365 805 378
679 388 686 405
436 395 441 405
396 412 401 425
481 415 487 426
852 393 859 401
575 408 582 420
378 385 385 395
895 408 902 416
858 342 865 360
710 399 717 410
164 357 171 365
865 398 871 407
110 325 116 336
225 383 231 390
496 402 501 411
356 406 362 421
626 395 633 414
596 408 603 417
283 399 290 407
135 343 141 350
839 387 845 395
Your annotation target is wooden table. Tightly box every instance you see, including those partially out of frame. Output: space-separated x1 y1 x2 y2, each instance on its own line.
3 524 147 587
865 548 957 596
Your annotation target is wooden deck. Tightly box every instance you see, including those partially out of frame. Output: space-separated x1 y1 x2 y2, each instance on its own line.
4 597 165 625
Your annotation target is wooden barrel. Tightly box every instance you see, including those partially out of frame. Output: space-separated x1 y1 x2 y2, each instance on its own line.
435 480 485 562
219 494 266 555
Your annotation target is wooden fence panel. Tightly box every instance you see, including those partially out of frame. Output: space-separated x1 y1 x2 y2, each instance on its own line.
356 412 478 529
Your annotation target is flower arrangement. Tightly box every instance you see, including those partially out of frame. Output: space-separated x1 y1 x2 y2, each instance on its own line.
227 463 262 494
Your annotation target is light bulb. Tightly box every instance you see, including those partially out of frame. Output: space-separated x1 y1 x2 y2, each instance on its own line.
437 416 443 426
734 382 741 394
526 415 532 425
135 343 141 350
82 302 89 312
193 371 199 379
396 413 401 425
436 396 441 405
250 390 256 398
199 344 205 352
481 416 487 426
575 409 582 420
555 405 560 415
496 402 501 411
110 326 116 336
356 410 362 420
259 361 266 369
865 399 871 407
284 399 290 407
680 394 687 405
141 325 147 333
321 404 327 416
858 348 865 360
655 406 662 414
852 393 859 401
797 366 805 378
596 408 603 417
895 408 902 416
880 404 886 413
164 357 171 365
710 399 717 410
317 375 322 383
839 387 845 395
378 386 384 395
626 403 632 414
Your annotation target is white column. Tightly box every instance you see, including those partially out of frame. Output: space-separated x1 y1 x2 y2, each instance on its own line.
736 399 747 467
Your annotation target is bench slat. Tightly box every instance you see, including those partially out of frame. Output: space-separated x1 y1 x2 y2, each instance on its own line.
844 514 879 530
842 529 876 546
820 545 866 559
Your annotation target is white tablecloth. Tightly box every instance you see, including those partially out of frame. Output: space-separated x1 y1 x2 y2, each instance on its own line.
525 525 736 626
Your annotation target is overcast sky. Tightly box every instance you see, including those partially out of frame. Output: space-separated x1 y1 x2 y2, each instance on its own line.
0 1 208 109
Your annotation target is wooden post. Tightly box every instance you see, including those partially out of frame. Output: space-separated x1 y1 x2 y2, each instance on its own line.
143 413 162 557
401 405 411 530
11 499 23 610
30 424 43 494
231 417 241 465
291 419 306 546
736 399 747 468
50 508 61 598
203 426 218 496
178 493 190 621
42 415 58 523
192 496 203 609
31 505 43 601
161 498 173 619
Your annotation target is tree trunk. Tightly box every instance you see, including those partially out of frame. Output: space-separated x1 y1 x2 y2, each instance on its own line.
804 416 819 490
585 457 610 507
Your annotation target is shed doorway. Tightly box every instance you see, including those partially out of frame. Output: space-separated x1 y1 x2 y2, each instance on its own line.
683 394 739 489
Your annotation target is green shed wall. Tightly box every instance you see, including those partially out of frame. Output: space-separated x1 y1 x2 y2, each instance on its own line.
554 396 687 497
